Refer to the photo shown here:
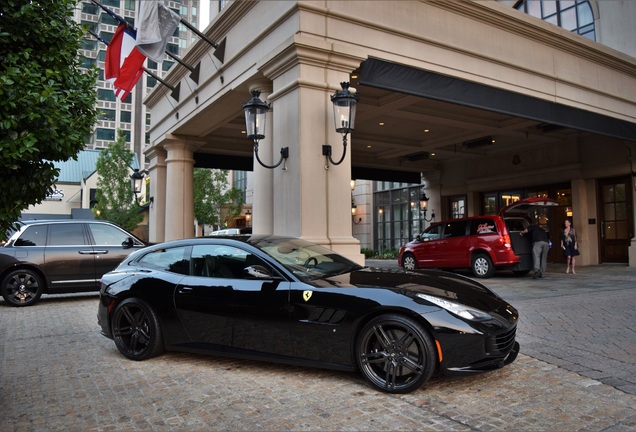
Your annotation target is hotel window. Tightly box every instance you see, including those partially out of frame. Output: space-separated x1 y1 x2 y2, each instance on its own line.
515 0 595 40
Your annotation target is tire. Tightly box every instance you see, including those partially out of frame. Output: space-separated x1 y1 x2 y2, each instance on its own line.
356 314 436 393
471 253 495 278
401 253 417 270
111 298 164 361
1 269 44 307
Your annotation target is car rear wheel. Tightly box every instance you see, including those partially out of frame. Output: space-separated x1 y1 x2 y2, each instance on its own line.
1 269 44 307
111 298 164 360
471 253 495 278
401 253 418 270
356 314 436 394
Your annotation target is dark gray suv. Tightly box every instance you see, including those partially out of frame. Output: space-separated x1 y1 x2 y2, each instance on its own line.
1 220 146 307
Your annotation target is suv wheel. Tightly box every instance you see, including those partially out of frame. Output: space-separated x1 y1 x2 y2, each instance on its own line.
402 253 417 270
471 253 494 278
1 269 44 307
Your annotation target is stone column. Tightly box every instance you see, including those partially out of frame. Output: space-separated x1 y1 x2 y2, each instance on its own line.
261 60 364 264
163 138 196 241
145 146 167 243
249 81 275 236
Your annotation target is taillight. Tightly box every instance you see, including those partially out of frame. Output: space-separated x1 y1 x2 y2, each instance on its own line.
501 234 512 248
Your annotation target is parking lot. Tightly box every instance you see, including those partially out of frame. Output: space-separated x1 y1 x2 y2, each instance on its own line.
1 263 635 431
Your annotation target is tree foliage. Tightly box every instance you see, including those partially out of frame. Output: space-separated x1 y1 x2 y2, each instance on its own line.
93 131 144 232
0 0 99 234
194 168 244 233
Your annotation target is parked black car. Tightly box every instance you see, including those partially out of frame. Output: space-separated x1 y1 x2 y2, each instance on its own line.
1 220 146 306
98 236 519 393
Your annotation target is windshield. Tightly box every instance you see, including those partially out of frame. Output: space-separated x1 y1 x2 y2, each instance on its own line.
254 237 363 281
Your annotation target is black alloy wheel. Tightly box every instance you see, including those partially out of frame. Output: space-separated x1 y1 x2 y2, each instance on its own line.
356 314 436 394
111 298 164 360
401 253 417 270
471 253 495 278
1 269 44 307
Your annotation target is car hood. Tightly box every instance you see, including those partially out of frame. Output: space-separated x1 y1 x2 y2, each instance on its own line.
315 267 511 313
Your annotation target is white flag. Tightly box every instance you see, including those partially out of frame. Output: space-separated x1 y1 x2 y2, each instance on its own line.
136 1 181 63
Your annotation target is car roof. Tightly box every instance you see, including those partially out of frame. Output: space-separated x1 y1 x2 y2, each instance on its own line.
17 219 114 225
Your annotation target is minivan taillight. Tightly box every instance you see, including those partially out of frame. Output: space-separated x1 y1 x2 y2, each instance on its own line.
501 234 512 248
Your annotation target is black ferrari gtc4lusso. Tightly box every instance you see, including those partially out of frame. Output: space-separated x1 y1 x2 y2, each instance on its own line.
97 236 519 393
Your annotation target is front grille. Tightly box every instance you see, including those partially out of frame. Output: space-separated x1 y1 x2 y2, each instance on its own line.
486 327 516 355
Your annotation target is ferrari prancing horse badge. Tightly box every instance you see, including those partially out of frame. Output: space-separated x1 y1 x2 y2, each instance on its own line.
303 290 313 301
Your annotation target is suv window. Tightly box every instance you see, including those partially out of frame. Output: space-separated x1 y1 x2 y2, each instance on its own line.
49 223 86 246
443 221 468 238
471 218 498 235
14 225 48 246
88 223 132 246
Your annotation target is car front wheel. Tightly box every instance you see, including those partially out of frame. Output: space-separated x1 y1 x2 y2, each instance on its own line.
1 269 44 307
356 314 436 393
111 298 164 360
471 253 495 278
401 253 417 270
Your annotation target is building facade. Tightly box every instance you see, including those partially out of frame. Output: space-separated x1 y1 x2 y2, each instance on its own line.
138 1 635 266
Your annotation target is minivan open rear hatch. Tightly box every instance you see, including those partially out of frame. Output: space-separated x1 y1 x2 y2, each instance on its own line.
499 197 559 218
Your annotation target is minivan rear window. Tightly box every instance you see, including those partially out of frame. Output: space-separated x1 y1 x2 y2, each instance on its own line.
471 218 498 235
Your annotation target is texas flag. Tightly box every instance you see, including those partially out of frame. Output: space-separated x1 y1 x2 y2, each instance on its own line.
105 24 146 101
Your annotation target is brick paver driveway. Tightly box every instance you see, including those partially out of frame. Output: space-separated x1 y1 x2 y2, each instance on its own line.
1 264 635 431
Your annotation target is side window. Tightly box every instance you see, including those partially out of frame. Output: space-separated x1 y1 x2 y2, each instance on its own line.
191 245 272 279
471 218 498 235
88 223 134 246
421 224 443 241
191 245 239 279
48 224 87 246
444 221 468 238
138 246 190 275
14 225 48 246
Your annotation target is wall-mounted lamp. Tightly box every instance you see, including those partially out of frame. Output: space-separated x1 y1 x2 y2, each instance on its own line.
242 90 289 170
245 209 252 226
130 169 145 195
419 191 435 223
351 201 361 224
323 82 359 169
130 169 153 207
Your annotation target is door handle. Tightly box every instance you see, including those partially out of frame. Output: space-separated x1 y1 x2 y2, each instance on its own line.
79 250 96 254
177 287 194 294
93 250 108 254
600 220 605 239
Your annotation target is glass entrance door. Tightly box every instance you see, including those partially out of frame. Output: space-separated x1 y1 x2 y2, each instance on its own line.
599 177 633 263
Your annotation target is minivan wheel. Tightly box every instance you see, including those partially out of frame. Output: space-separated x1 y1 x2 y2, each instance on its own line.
471 253 495 278
1 269 44 307
402 254 417 270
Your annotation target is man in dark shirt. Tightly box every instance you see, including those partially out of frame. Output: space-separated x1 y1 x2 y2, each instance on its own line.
521 223 549 278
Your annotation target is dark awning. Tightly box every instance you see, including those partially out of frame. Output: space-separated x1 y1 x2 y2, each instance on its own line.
359 58 636 142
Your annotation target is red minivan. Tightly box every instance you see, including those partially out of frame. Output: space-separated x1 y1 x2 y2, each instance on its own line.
398 198 558 278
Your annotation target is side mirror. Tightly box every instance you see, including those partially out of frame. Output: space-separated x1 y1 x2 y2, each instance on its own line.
122 237 134 248
416 235 422 242
243 265 278 279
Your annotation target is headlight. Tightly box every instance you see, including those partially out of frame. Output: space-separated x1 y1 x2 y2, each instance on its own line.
416 293 493 321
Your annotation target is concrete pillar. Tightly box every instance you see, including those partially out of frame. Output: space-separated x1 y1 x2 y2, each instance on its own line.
249 81 275 236
146 146 167 243
262 68 363 264
163 138 196 241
